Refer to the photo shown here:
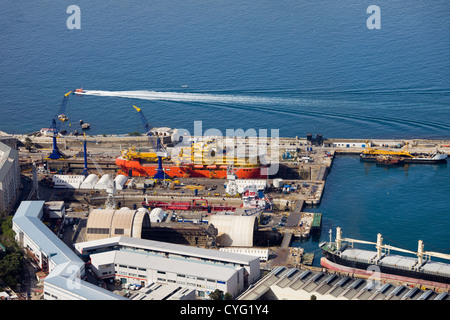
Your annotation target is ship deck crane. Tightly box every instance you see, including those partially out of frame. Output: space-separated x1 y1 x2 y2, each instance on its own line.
333 227 450 267
132 105 168 179
47 91 73 159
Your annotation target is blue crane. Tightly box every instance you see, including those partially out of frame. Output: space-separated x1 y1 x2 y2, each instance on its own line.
132 105 168 179
47 91 73 159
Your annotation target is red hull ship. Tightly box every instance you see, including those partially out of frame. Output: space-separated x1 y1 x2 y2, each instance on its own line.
116 138 268 179
116 157 267 179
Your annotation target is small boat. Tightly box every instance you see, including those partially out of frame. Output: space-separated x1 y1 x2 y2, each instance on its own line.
74 88 85 95
81 123 90 130
58 114 68 122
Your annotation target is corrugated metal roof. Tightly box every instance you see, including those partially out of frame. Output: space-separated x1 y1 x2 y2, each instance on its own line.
75 236 258 265
122 236 258 264
93 250 237 281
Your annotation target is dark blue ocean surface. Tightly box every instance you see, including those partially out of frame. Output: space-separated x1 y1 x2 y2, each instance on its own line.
294 155 450 265
0 1 449 138
0 2 449 264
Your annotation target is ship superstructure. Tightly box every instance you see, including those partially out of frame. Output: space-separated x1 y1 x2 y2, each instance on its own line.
116 138 268 179
360 144 447 164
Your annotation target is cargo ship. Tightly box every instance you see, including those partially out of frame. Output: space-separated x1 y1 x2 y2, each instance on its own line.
360 147 447 164
320 227 450 289
116 138 268 179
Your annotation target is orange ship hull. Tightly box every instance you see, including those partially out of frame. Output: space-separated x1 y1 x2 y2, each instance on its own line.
115 157 267 179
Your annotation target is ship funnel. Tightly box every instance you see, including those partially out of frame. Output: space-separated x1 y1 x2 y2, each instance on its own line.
336 227 342 251
417 240 424 266
376 233 383 259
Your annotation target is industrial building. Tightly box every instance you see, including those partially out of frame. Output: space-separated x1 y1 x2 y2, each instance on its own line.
12 200 260 299
43 201 65 219
84 207 151 241
79 174 99 189
90 250 243 298
331 141 368 148
12 201 125 300
75 236 260 298
52 175 85 189
219 247 269 262
52 173 128 190
237 266 449 301
209 215 258 247
0 140 20 214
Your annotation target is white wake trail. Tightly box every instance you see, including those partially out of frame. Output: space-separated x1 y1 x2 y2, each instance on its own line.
82 89 298 106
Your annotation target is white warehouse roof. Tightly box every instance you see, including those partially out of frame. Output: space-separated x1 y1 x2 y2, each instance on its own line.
52 175 85 189
150 208 165 223
75 236 258 265
114 174 128 190
209 215 257 247
80 174 99 189
92 250 237 282
94 174 114 190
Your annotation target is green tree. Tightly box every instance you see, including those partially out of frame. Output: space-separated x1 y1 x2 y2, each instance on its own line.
0 216 22 289
209 289 224 300
0 251 23 288
224 292 232 300
0 216 16 249
24 137 34 151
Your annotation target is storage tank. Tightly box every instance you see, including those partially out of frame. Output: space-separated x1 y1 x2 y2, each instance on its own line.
273 178 284 188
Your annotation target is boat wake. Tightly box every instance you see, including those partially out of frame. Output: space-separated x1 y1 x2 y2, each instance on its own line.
81 89 450 133
82 89 300 106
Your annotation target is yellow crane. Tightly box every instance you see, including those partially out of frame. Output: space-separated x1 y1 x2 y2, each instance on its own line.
361 141 413 157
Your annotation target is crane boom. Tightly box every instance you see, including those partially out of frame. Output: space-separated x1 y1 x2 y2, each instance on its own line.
47 91 73 159
132 105 167 179
335 228 450 266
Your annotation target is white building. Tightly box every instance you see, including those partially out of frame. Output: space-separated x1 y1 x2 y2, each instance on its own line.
220 247 269 262
75 236 261 297
209 215 258 247
113 174 128 190
226 179 267 195
43 201 65 219
52 175 85 189
12 200 261 300
149 208 165 223
0 141 20 214
12 201 124 300
94 174 114 190
79 174 99 189
90 250 243 298
331 141 369 148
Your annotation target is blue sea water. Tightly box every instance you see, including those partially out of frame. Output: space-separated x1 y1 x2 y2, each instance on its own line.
294 156 450 265
0 2 449 262
0 1 449 138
